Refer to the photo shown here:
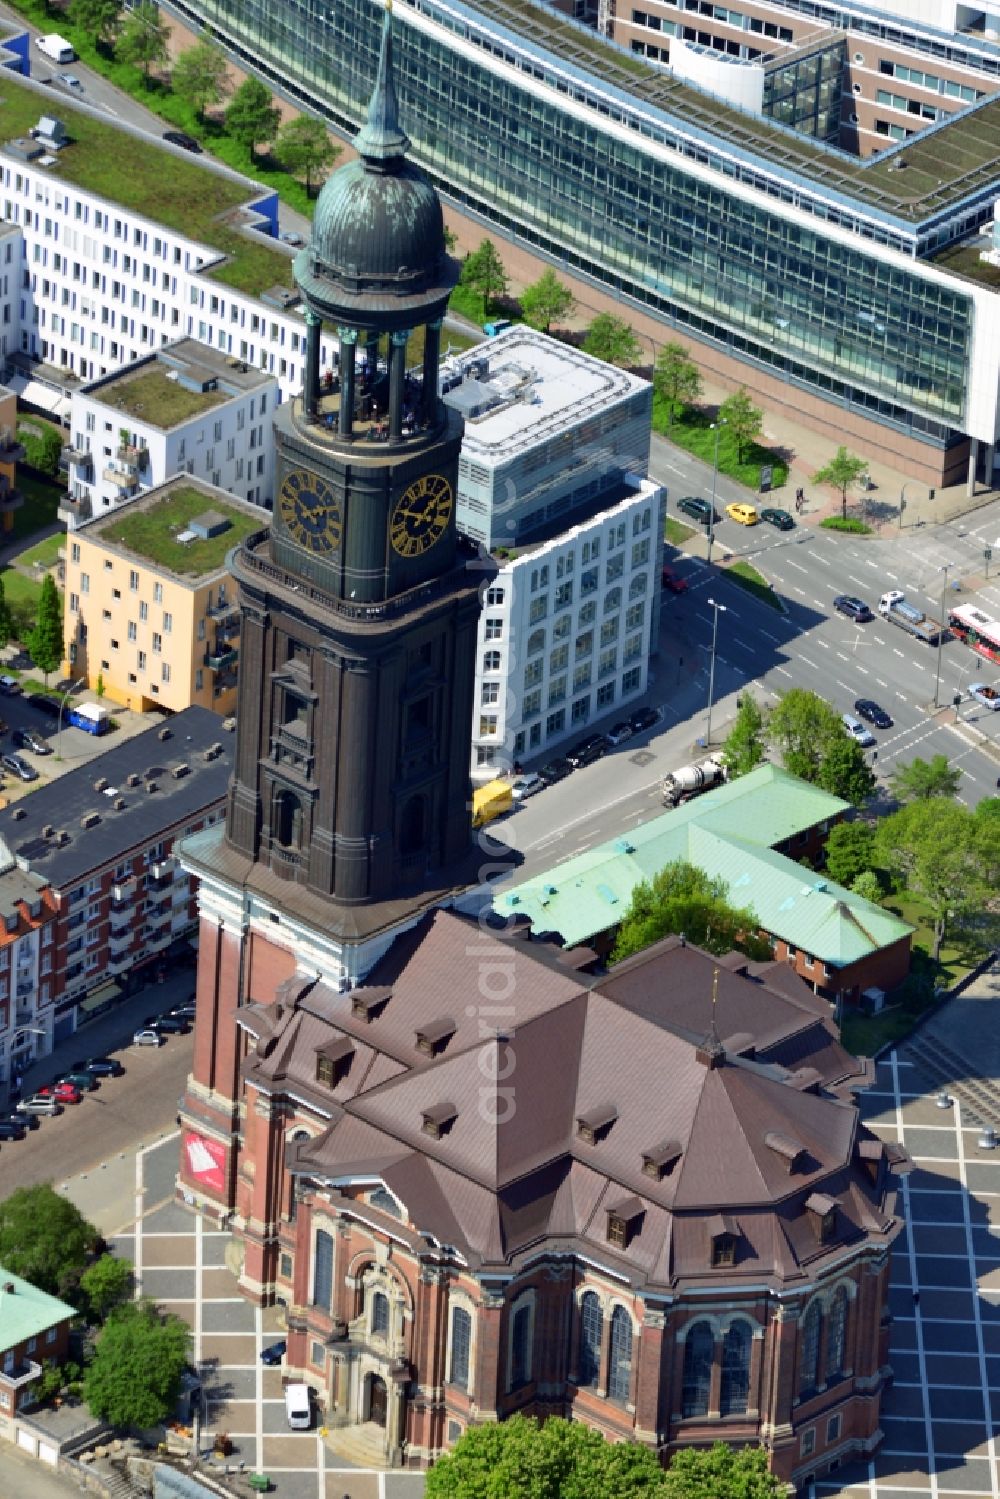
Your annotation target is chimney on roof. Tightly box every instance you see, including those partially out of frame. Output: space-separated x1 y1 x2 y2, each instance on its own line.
421 1101 458 1139
1 1281 13 1293
113 798 126 811
158 727 172 741
80 813 100 830
127 773 140 787
576 1104 618 1145
12 808 24 821
764 1130 807 1174
171 764 190 779
93 777 108 792
414 1017 457 1057
42 825 54 839
146 781 158 793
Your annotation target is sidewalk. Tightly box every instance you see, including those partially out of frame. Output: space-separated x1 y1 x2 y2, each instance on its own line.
443 217 999 530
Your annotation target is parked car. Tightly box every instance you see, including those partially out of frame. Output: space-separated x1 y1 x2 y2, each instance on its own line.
628 706 660 734
968 683 1000 710
133 1028 164 1047
0 1118 27 1141
760 507 794 530
170 1003 197 1021
11 728 50 755
510 772 543 801
75 1056 124 1078
16 1095 62 1116
58 1070 98 1093
833 595 874 623
538 757 573 785
854 698 893 728
2 754 38 782
260 1340 287 1366
38 1081 81 1105
725 501 758 526
676 495 717 526
162 129 202 153
661 565 688 594
842 712 876 747
566 734 609 768
606 721 633 746
0 676 22 696
153 1015 190 1035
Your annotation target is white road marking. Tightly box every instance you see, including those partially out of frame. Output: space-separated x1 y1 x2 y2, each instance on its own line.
774 666 793 678
760 630 782 644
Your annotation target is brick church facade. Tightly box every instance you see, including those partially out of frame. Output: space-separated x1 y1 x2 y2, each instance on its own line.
174 8 909 1489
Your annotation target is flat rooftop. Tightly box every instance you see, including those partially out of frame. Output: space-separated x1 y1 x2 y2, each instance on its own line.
444 327 648 464
84 340 272 428
426 0 1000 224
81 478 264 581
0 73 294 298
0 705 234 887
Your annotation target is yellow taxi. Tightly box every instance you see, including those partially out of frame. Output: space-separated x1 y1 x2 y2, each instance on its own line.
725 502 758 526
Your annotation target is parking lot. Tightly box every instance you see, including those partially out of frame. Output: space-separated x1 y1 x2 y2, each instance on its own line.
0 675 154 804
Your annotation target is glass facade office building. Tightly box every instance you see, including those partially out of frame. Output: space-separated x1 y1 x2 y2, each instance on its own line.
175 0 980 453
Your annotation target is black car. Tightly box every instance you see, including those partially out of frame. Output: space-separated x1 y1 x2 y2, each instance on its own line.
539 757 572 785
0 1117 26 1141
854 697 893 729
153 1015 190 1035
628 706 660 734
833 595 874 623
567 734 609 768
760 507 794 530
12 728 50 755
260 1340 287 1366
676 495 717 526
171 1002 197 1020
162 129 203 153
75 1057 124 1078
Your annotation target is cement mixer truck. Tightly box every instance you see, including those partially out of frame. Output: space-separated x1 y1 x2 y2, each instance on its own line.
661 754 727 808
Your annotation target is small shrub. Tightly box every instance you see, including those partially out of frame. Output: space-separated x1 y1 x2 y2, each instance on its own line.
820 516 873 534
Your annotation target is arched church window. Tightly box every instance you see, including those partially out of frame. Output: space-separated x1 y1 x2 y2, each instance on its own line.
577 1292 602 1388
799 1302 821 1397
608 1306 632 1404
372 1290 390 1338
681 1320 713 1417
720 1321 751 1415
825 1288 847 1381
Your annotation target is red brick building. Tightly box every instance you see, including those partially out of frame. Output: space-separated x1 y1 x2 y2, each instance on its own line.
0 1269 74 1432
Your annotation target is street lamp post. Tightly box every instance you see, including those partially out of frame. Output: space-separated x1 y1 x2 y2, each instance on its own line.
705 596 727 747
933 565 949 709
898 481 916 532
707 419 726 567
56 675 87 760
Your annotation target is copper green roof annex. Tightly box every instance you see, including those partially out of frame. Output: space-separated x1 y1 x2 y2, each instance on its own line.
0 1266 75 1350
496 763 912 967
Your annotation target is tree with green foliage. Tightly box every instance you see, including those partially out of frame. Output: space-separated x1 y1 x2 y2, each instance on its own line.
69 0 122 49
767 687 843 782
874 798 992 961
459 239 510 316
612 859 771 965
824 819 876 887
80 1254 133 1323
583 313 643 368
816 730 876 806
0 1184 98 1298
812 445 868 520
721 693 766 779
654 340 702 426
851 869 883 903
171 40 229 120
519 268 574 334
116 0 171 83
275 115 340 196
84 1300 190 1431
0 576 13 652
718 386 763 462
225 76 281 163
425 1413 668 1499
889 753 962 803
28 574 64 687
662 1442 786 1498
16 421 62 477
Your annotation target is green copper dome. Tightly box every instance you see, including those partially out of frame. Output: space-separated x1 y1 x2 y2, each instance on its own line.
303 5 448 302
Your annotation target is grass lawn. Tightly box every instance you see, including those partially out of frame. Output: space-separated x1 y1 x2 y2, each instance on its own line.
664 516 695 546
101 487 261 575
16 533 64 571
725 560 783 612
654 399 789 492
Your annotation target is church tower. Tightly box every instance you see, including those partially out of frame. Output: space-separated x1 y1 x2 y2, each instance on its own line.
177 10 486 1232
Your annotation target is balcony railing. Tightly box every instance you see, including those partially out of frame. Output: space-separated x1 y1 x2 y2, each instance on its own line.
151 856 176 881
112 878 136 903
116 442 148 469
205 647 238 671
101 466 138 494
1 1359 41 1391
206 598 238 621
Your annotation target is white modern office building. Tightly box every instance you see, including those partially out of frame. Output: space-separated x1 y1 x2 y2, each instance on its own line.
63 339 279 527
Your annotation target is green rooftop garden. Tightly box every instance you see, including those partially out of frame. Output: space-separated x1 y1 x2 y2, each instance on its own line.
0 76 292 297
97 487 261 577
101 368 227 427
931 239 1000 289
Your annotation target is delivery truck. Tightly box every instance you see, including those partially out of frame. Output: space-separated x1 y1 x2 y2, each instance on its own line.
35 34 76 63
878 591 943 645
472 778 514 828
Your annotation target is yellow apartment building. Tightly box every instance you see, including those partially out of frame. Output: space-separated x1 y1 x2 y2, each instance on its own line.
64 476 264 716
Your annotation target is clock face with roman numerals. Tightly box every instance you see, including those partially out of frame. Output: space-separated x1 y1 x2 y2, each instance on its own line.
279 468 343 554
389 474 453 558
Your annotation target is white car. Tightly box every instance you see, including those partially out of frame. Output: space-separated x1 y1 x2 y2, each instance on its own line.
968 683 1000 711
57 73 83 91
132 1027 164 1047
510 772 543 801
841 713 875 748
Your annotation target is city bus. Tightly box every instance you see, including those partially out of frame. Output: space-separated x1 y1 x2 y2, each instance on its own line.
947 603 1000 665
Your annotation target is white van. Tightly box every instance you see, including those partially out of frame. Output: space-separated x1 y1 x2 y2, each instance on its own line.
35 34 76 63
284 1383 311 1430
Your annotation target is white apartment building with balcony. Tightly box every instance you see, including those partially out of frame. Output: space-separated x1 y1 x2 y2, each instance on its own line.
63 338 279 526
0 837 56 1111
